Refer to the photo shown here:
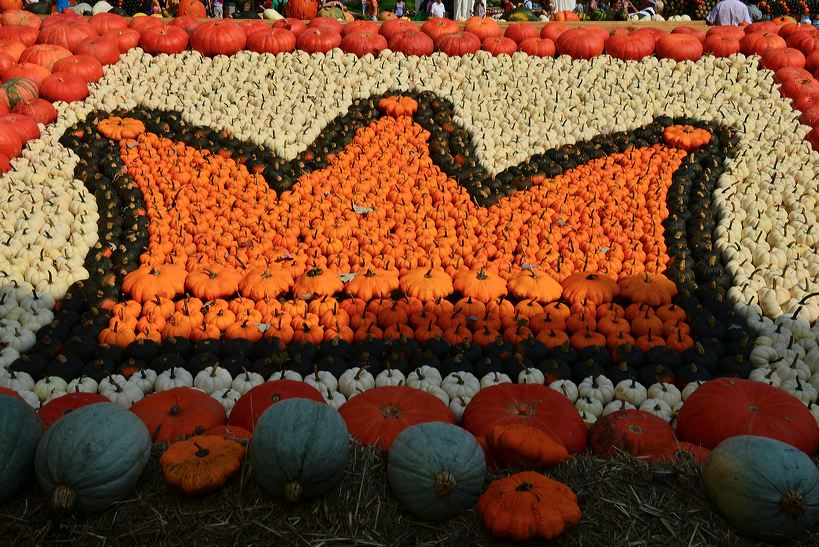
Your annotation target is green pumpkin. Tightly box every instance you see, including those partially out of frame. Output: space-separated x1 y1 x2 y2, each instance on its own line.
317 6 345 20
0 395 43 503
503 6 537 20
251 398 348 502
703 435 819 541
387 422 485 521
35 402 151 513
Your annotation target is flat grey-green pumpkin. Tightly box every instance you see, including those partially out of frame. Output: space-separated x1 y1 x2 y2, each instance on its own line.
251 397 349 502
35 402 151 513
0 394 43 503
388 421 485 521
703 435 819 542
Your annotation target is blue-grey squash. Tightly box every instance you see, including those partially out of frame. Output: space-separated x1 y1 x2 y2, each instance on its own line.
0 394 43 503
35 402 151 513
250 398 349 502
387 421 485 521
703 435 819 542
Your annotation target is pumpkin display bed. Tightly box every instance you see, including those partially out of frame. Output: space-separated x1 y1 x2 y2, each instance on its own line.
1 13 819 545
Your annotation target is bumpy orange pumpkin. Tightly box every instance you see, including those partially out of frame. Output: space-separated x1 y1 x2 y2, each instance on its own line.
161 435 244 495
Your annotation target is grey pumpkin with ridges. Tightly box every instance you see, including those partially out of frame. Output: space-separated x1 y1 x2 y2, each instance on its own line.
0 394 43 503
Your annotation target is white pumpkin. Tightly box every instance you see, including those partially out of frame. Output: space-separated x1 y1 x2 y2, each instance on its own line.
449 395 471 423
231 371 264 394
772 356 811 382
0 347 20 369
480 372 512 389
303 370 338 393
211 388 241 414
375 366 406 387
33 376 68 401
517 367 545 385
602 399 636 416
194 365 233 394
646 383 682 406
782 376 818 403
338 367 376 398
549 379 579 402
614 379 647 406
579 410 598 428
575 396 604 418
0 370 34 392
805 401 819 426
681 381 703 401
320 387 347 410
155 367 194 391
421 384 450 406
406 366 443 390
45 389 67 402
99 376 144 408
441 372 480 399
127 369 157 395
578 375 615 405
16 388 40 409
639 398 673 422
748 366 783 387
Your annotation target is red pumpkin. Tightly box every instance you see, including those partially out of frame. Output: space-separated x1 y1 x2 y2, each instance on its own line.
203 424 252 445
89 12 128 34
0 386 21 398
129 16 163 33
809 126 819 150
296 27 342 54
0 9 40 29
0 40 26 62
464 17 501 41
228 379 324 432
555 28 605 60
604 32 655 61
504 23 539 45
0 77 38 108
552 9 580 21
238 20 268 38
285 0 318 20
131 387 227 444
103 28 141 54
342 20 379 37
810 50 819 72
38 72 88 103
421 17 459 41
706 25 745 41
740 31 786 56
462 383 586 453
38 392 108 428
338 385 455 450
794 93 819 111
704 34 741 57
588 409 676 457
139 25 190 56
540 22 567 42
38 22 98 53
800 105 819 127
517 37 555 58
75 35 120 66
41 12 83 29
380 18 415 40
761 47 806 70
272 18 308 37
0 152 9 173
246 28 296 55
655 34 703 62
435 31 481 56
584 25 609 43
0 53 13 74
12 98 56 125
780 75 819 99
481 36 517 56
191 20 247 57
177 0 207 17
774 66 813 83
170 16 201 35
0 26 38 47
340 30 388 57
671 25 706 43
51 54 103 84
677 378 819 455
779 22 816 38
389 30 434 56
745 21 779 34
19 44 71 71
308 16 344 35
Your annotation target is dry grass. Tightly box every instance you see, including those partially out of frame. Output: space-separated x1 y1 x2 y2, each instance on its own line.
1 445 817 547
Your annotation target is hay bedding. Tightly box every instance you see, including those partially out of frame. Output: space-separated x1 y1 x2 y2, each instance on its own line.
1 445 816 546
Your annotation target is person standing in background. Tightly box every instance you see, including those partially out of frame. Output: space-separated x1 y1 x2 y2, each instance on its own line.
473 0 485 16
213 0 223 16
395 0 406 16
430 0 446 17
706 0 752 24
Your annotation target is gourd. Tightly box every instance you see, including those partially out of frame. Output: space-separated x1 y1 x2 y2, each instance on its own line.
0 394 42 502
388 422 485 521
251 398 348 502
34 402 150 512
703 435 819 541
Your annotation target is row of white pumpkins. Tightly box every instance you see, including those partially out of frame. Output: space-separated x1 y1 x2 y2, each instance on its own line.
1 50 817 333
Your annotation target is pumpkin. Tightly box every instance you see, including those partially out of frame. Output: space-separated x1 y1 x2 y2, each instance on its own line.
0 394 42 503
74 35 120 66
285 0 318 19
296 28 342 55
604 32 655 61
35 402 150 512
740 31 786 56
0 121 22 159
435 32 481 57
588 409 676 458
19 44 71 71
52 55 103 84
0 77 38 108
161 435 245 495
555 28 605 60
518 37 555 58
551 10 579 21
421 17 459 41
388 422 485 521
139 25 190 56
251 398 348 502
246 28 296 55
177 0 207 17
89 12 127 34
1 9 40 28
464 17 501 41
485 422 570 467
380 18 416 40
38 73 88 103
102 28 140 53
704 34 741 57
340 31 388 58
228 379 324 432
190 21 247 57
561 272 619 305
462 383 586 453
762 47 806 71
37 392 108 428
655 34 703 62
703 435 819 541
0 25 37 46
0 113 39 144
339 385 454 450
677 378 819 455
478 471 581 541
38 22 98 53
504 23 539 44
131 387 227 444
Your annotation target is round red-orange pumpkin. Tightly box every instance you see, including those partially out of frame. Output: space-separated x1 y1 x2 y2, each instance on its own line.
170 16 201 35
228 379 324 432
780 75 819 99
504 23 538 44
676 378 819 455
190 20 247 57
380 18 416 40
800 105 819 127
745 20 779 34
285 0 318 20
131 387 227 444
38 72 88 103
555 28 605 60
655 34 703 62
517 37 555 58
89 12 128 34
129 15 163 33
75 35 120 66
103 28 141 54
246 28 296 55
552 10 579 21
19 43 71 71
296 27 342 54
481 36 517 56
540 21 567 42
706 25 745 41
308 16 344 35
238 19 268 38
389 30 434 56
435 31 480 56
0 9 40 29
704 34 741 57
340 30 388 57
37 22 98 53
12 98 56 125
671 25 706 43
464 17 501 41
52 54 103 84
588 409 676 457
273 18 307 37
38 392 108 429
0 40 26 62
0 53 12 74
761 47 806 70
139 25 190 56
604 32 655 61
0 26 38 47
421 17 459 41
342 20 379 37
740 31 786 56
462 383 586 453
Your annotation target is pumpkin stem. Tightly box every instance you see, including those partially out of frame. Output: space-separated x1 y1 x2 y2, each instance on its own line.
515 481 534 492
284 481 303 502
51 485 78 513
193 441 210 458
434 471 457 495
781 490 806 517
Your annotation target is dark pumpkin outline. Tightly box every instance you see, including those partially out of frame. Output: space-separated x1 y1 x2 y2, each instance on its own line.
11 91 753 384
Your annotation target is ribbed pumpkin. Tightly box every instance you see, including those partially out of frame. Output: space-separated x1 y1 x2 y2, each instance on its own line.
388 422 485 521
131 387 227 444
250 398 349 502
37 392 108 428
0 394 42 503
703 435 819 541
228 379 324 432
34 402 150 512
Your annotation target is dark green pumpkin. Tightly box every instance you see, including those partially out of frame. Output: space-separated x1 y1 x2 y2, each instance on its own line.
35 402 151 513
703 435 819 541
0 395 43 503
387 422 485 521
251 398 348 502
